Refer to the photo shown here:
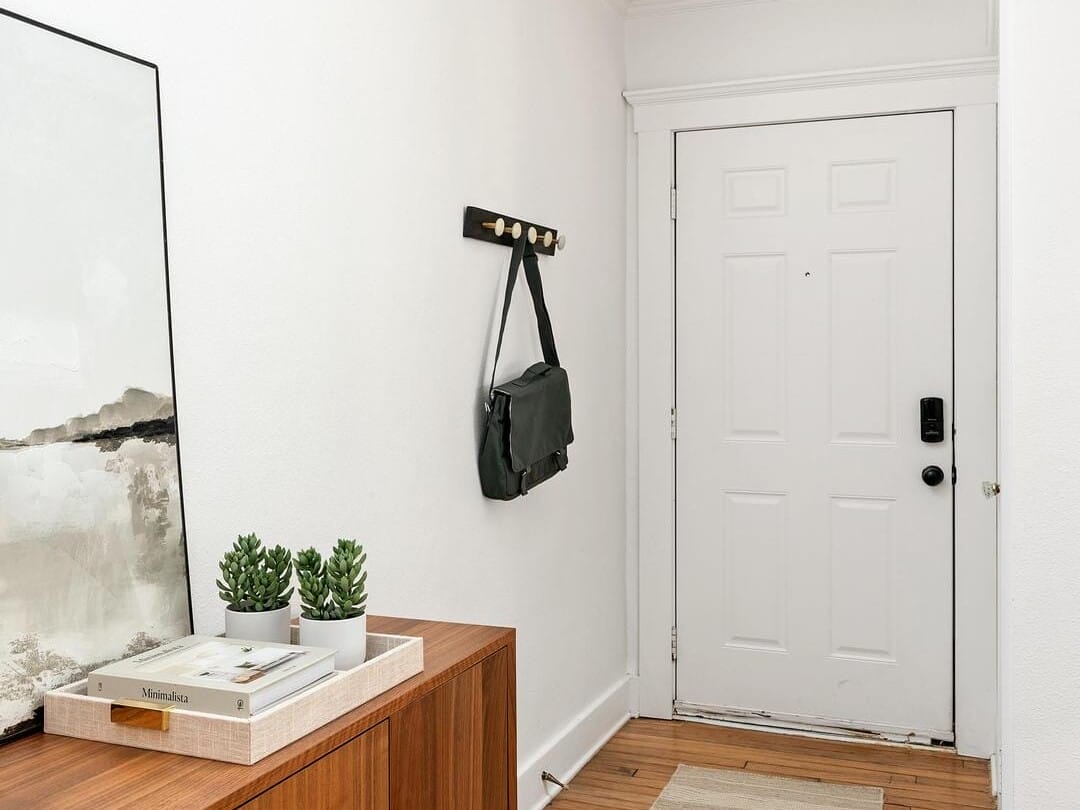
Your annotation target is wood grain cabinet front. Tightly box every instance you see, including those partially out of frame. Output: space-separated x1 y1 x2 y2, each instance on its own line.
240 721 389 810
390 649 514 810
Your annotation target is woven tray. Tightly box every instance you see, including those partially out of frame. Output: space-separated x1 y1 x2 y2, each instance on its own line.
44 632 423 764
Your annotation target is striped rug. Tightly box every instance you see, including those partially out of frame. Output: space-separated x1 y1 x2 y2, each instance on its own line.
651 765 884 810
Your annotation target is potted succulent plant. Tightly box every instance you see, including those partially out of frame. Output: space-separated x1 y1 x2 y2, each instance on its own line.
294 539 368 669
217 533 294 643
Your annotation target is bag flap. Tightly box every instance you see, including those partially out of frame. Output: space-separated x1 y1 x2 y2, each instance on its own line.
494 363 573 472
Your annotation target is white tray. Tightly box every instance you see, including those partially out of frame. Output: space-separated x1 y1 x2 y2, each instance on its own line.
44 632 423 764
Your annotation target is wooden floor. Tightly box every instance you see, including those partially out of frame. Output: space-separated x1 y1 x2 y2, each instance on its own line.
549 719 995 810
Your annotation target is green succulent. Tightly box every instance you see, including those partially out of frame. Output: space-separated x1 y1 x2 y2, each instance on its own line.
295 547 331 620
295 539 368 621
216 533 294 612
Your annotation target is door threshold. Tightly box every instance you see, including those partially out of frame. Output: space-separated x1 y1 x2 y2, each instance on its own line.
673 702 954 750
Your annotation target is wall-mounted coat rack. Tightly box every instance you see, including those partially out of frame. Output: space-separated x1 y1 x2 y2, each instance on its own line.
462 205 565 256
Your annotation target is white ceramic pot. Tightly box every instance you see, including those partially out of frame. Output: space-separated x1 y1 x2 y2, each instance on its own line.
224 605 292 644
298 613 367 670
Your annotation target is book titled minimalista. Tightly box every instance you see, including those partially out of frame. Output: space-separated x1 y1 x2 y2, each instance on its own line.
87 636 336 718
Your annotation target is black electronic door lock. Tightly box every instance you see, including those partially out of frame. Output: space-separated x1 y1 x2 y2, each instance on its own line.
920 397 945 443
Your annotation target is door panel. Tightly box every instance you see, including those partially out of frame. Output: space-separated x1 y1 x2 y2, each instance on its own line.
721 491 788 653
722 253 787 441
675 112 953 740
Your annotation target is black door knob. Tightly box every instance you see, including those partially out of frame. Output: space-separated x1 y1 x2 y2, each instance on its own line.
922 465 945 487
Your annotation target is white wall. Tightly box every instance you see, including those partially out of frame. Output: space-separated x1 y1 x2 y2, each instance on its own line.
626 0 997 90
6 0 628 794
998 1 1080 807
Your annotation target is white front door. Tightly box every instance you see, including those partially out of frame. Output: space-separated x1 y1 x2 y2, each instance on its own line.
674 112 954 742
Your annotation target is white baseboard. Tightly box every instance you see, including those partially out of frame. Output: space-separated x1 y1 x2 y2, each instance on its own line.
518 675 632 810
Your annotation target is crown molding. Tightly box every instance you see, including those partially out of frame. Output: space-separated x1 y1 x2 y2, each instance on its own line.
626 0 777 18
624 56 1000 106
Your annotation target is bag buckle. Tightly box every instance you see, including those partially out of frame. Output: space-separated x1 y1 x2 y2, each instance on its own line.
520 469 530 496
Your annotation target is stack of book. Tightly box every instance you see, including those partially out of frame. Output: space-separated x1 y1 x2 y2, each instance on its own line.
88 636 336 718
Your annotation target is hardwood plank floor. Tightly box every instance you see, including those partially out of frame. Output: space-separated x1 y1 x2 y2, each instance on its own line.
549 719 995 810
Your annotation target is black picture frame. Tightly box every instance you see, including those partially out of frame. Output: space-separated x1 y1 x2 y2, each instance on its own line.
0 7 193 744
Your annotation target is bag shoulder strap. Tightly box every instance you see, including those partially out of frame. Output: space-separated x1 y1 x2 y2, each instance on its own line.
523 242 560 368
488 235 528 398
488 237 561 398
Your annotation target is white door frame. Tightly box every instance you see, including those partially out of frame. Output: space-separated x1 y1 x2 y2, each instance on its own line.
625 57 999 758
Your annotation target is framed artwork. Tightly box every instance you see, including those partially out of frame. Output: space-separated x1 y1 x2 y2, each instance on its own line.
0 9 192 741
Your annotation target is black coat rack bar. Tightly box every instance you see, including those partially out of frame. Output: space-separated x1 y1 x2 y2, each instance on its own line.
462 205 564 257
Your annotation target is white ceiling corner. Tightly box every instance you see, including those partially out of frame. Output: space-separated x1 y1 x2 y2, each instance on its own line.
625 0 778 18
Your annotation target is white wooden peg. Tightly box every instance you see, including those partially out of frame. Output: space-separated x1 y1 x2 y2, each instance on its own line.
538 230 566 250
481 217 507 236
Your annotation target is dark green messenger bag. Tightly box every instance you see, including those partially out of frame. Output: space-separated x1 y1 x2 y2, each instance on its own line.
478 235 573 500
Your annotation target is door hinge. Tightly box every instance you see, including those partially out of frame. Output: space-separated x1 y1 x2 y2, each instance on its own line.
670 407 678 440
671 626 678 661
670 187 678 220
982 481 1001 498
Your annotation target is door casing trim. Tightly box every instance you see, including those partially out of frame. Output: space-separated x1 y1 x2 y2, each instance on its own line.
625 68 998 757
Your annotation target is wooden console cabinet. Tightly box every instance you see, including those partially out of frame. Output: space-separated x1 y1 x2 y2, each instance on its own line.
0 617 517 810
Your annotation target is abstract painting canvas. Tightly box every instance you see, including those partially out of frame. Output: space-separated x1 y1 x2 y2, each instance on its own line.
0 11 192 741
